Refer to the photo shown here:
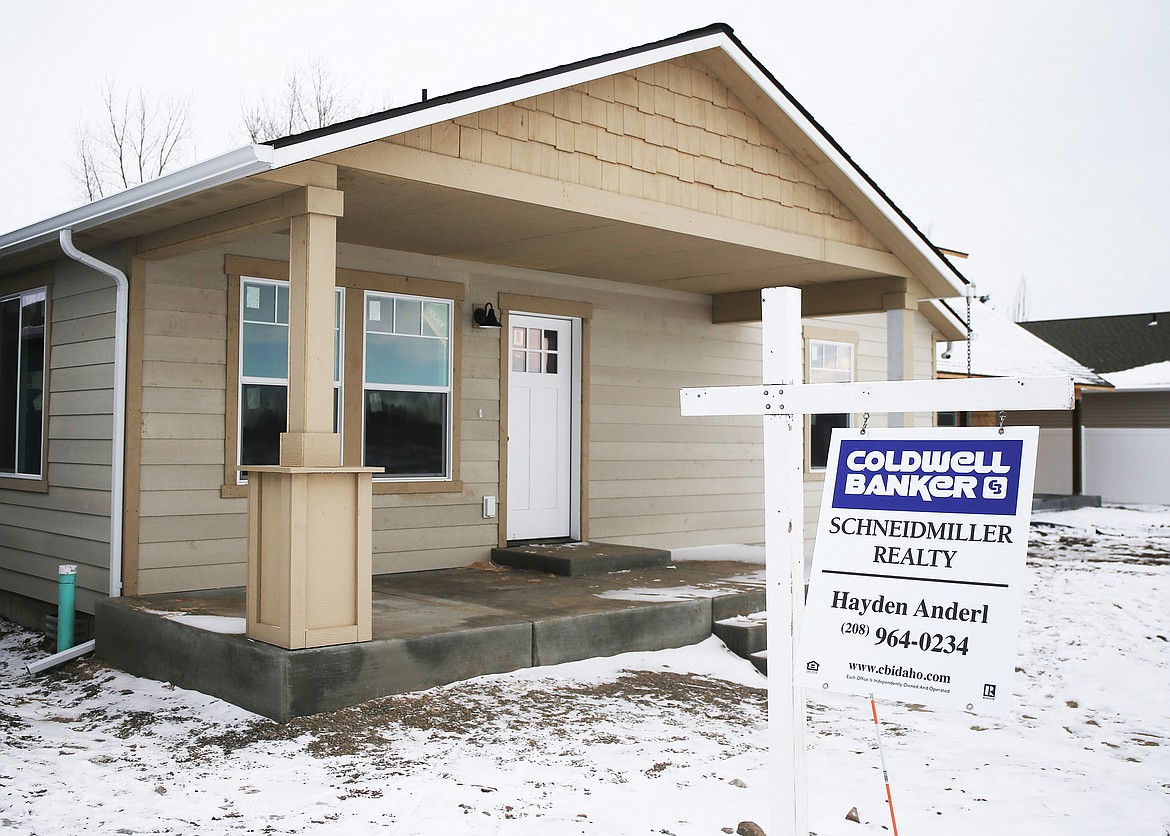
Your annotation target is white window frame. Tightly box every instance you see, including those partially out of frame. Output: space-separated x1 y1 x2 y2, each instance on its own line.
235 277 343 482
361 290 454 482
0 287 48 480
807 337 855 472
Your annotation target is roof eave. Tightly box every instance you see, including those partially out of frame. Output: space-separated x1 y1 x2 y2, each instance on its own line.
0 145 274 261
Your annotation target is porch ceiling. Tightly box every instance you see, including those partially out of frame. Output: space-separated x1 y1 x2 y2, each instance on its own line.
334 166 895 295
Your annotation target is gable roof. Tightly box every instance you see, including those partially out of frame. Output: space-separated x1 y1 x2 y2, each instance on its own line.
0 24 967 300
1020 311 1170 374
932 299 1108 386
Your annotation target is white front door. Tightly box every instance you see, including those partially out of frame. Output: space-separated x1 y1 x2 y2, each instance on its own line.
507 313 577 541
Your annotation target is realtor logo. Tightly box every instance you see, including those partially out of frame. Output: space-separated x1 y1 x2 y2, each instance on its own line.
806 661 820 672
983 683 997 700
833 438 1024 515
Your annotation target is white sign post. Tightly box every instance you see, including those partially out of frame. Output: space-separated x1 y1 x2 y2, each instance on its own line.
680 287 1073 836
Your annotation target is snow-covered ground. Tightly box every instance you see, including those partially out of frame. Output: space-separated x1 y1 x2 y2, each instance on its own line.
2 506 1167 835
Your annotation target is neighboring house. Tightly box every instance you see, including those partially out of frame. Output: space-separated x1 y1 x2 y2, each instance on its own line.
0 24 967 639
929 299 1109 495
1021 312 1170 504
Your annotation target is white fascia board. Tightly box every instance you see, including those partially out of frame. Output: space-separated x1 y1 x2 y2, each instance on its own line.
271 33 731 168
0 145 274 259
718 50 967 299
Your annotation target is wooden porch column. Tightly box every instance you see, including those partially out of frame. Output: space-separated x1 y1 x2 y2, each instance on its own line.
282 186 343 467
884 292 918 428
246 184 378 650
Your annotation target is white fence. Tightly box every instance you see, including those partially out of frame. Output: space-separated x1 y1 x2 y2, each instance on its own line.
1083 428 1170 505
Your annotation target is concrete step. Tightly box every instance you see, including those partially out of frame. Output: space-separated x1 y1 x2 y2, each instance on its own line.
491 541 672 576
713 613 767 676
750 650 767 675
712 616 766 659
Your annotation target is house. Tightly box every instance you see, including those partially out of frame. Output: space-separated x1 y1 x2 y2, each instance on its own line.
0 24 968 649
929 298 1109 497
1021 311 1170 504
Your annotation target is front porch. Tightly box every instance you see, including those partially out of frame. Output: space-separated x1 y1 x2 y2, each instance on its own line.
95 551 764 722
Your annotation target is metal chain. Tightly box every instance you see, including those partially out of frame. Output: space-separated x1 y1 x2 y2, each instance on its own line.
861 412 870 435
966 286 973 379
997 410 1007 434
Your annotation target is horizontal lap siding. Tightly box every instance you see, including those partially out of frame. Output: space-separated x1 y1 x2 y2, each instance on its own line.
136 252 243 594
0 258 119 613
586 294 765 548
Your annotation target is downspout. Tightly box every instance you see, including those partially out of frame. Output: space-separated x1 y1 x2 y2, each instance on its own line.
26 230 128 673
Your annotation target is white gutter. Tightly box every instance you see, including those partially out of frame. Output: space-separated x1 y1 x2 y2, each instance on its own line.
59 230 127 603
28 231 131 674
0 145 274 260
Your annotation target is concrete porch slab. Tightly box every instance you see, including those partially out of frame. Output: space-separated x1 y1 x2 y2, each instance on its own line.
95 559 765 722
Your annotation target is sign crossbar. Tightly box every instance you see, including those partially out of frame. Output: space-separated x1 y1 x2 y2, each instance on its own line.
681 375 1074 418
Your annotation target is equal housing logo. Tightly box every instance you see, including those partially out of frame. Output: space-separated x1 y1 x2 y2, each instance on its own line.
832 439 1024 516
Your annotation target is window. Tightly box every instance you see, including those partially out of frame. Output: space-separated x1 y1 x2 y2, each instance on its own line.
224 258 461 494
0 288 47 479
237 278 341 471
808 339 854 470
363 292 452 478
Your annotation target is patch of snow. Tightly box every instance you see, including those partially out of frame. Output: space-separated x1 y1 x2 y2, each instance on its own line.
596 570 766 602
715 611 766 627
1031 504 1170 538
1103 360 1170 389
671 543 765 564
147 611 248 634
933 299 1106 385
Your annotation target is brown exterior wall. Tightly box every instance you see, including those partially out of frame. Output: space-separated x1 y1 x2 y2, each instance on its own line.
1081 391 1170 428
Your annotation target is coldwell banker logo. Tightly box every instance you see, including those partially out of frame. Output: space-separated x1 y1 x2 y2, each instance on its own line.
832 439 1024 515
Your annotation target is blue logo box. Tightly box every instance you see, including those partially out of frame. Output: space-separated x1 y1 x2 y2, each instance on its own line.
832 438 1024 515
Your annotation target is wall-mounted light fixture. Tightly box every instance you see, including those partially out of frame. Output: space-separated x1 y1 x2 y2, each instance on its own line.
473 302 502 328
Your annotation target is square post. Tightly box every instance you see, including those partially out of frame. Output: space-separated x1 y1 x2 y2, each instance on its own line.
761 287 810 836
245 183 378 650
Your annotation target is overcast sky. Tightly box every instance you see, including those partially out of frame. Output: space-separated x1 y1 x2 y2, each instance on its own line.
2 0 1166 320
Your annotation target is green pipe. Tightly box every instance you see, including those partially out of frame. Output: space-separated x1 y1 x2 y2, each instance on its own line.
57 565 77 653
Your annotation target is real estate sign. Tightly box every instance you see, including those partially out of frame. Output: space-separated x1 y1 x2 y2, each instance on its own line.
798 426 1039 714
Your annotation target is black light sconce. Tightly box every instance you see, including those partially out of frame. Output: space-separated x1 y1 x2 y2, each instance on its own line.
473 302 502 328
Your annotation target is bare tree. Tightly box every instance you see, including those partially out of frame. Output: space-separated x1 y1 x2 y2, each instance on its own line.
1009 275 1030 322
69 81 191 201
240 59 365 143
